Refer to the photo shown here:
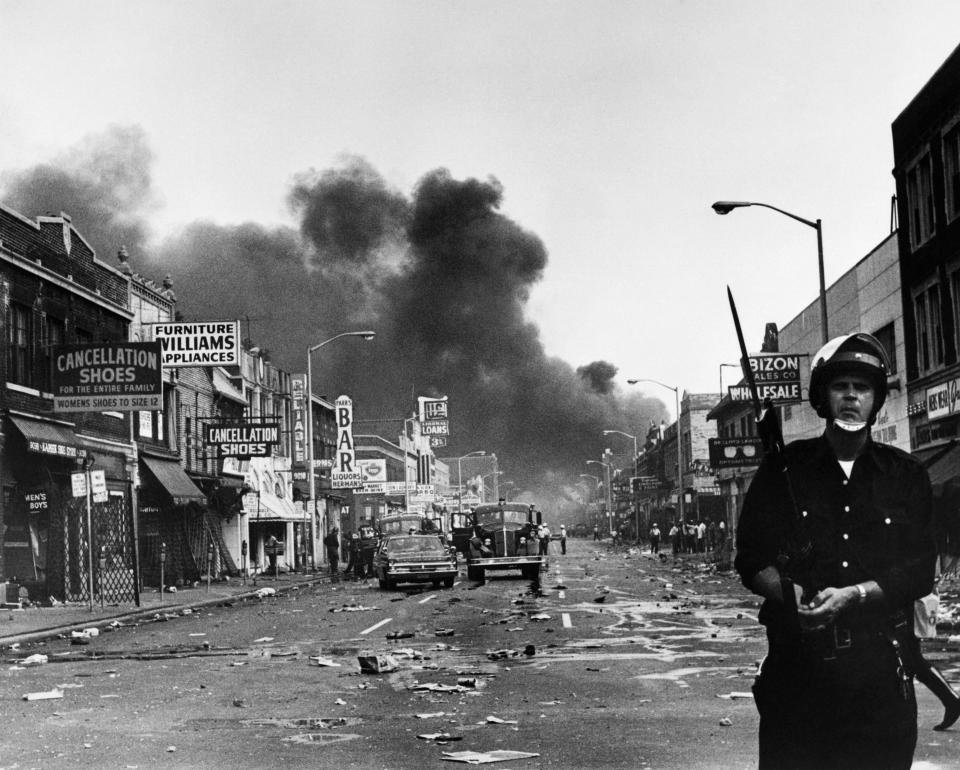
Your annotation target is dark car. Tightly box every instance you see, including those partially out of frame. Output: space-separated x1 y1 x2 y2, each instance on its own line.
373 534 458 590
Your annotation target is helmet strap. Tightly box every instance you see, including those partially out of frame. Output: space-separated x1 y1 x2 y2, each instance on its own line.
833 418 868 433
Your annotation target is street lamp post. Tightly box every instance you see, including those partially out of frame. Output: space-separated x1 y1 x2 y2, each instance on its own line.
627 378 684 524
602 429 638 541
712 200 828 344
586 459 613 533
456 451 486 512
306 330 376 567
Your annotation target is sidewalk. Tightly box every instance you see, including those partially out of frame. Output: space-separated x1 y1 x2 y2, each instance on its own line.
0 570 332 649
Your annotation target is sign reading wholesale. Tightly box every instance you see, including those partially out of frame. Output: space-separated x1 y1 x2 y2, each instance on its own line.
151 321 240 367
332 395 363 489
53 342 162 412
204 422 280 458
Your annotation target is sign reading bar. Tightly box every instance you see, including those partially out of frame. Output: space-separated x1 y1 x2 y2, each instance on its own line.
53 342 162 413
204 422 280 458
151 321 240 367
332 395 363 489
708 437 764 468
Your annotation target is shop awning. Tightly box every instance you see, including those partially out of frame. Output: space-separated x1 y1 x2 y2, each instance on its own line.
213 368 247 405
8 412 86 459
246 492 302 522
141 455 206 506
919 441 960 494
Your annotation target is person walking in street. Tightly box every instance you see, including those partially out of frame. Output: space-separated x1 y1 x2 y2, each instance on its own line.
593 524 600 541
649 523 661 555
323 527 340 576
538 523 551 556
910 588 960 730
669 522 680 556
696 520 706 553
559 524 567 554
735 333 936 770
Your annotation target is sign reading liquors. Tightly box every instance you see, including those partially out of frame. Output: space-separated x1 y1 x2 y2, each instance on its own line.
151 321 240 367
53 342 163 413
204 422 280 458
332 395 363 489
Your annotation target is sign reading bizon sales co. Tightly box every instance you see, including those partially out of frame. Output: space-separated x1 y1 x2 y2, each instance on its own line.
204 422 280 458
151 321 240 367
728 353 806 404
53 342 162 413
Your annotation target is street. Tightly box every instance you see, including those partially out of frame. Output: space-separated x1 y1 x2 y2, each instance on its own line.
2 538 959 769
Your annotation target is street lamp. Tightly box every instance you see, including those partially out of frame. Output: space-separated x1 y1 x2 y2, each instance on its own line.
626 378 684 524
712 200 828 344
456 451 486 512
306 330 376 567
603 430 638 540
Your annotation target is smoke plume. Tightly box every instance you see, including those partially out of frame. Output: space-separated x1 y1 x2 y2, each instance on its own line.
0 128 668 502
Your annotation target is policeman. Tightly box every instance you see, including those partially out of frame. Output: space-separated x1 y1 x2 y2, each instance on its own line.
735 333 936 769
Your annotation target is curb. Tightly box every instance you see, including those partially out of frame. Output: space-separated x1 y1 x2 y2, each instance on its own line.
0 574 332 650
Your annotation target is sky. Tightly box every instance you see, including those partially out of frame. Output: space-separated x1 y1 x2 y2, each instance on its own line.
1 1 959 431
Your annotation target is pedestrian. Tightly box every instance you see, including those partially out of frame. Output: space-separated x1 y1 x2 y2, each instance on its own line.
323 527 340 576
559 524 567 554
265 534 279 575
649 523 661 555
735 332 936 770
718 519 727 544
669 522 680 555
910 588 960 730
707 520 717 552
538 523 551 556
696 520 706 553
593 524 600 541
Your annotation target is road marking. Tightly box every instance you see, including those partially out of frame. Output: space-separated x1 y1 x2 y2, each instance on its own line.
418 594 437 604
562 613 572 628
361 617 392 635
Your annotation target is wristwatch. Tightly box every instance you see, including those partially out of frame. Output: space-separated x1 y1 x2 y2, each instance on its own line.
855 583 868 603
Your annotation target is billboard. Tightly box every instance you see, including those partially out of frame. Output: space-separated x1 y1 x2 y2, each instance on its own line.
708 437 764 468
151 321 240 367
728 354 806 404
53 342 162 412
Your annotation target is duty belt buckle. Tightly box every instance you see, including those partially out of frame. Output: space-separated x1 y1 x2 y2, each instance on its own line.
834 625 852 650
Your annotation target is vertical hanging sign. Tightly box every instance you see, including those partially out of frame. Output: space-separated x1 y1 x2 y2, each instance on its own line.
291 375 307 467
332 395 363 489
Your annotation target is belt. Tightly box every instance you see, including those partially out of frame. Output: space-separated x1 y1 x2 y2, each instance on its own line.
805 624 884 660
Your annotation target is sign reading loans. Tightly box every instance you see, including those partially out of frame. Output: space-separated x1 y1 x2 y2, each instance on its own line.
332 395 363 489
53 342 162 413
152 321 240 367
204 422 280 458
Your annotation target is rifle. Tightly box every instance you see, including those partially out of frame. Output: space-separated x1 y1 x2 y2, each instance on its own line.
727 287 803 641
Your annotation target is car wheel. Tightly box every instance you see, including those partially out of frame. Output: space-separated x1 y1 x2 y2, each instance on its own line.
522 564 540 580
443 575 455 588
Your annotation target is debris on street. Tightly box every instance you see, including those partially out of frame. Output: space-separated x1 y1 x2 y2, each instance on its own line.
418 732 462 742
357 651 399 674
23 689 64 701
717 692 754 700
17 653 48 667
255 588 276 599
485 715 518 725
441 749 540 764
309 656 341 667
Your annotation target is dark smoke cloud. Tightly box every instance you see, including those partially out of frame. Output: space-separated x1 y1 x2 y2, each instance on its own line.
1 125 156 259
0 131 669 503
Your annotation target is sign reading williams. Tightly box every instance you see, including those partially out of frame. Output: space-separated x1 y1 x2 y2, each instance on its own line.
204 422 280 458
151 321 240 367
53 342 162 412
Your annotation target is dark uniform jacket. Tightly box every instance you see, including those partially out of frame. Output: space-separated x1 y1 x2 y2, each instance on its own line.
735 434 936 642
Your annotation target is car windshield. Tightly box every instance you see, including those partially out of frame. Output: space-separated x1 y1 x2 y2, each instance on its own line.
385 536 446 556
476 509 529 526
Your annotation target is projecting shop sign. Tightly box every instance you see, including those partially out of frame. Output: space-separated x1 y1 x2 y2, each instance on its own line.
927 377 960 421
418 395 449 445
332 395 363 489
708 437 764 468
204 422 280 458
151 321 240 367
728 354 806 404
53 342 163 413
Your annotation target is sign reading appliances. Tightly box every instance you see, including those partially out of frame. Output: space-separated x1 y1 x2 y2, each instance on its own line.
152 321 240 367
204 423 280 458
53 342 162 413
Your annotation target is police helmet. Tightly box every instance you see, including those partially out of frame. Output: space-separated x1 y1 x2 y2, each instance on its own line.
808 333 890 420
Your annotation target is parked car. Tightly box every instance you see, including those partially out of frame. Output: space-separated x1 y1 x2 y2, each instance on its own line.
373 534 458 590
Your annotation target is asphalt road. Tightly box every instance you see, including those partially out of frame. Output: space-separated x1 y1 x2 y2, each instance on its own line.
2 538 959 769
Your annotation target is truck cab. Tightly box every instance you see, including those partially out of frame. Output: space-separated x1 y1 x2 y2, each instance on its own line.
465 501 543 582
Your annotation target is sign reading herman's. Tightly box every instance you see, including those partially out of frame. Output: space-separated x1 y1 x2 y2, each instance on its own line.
151 321 240 367
53 342 163 412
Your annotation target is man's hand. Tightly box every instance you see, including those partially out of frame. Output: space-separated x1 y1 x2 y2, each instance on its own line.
797 586 859 631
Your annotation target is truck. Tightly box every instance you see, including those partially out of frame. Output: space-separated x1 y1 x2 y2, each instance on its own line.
465 502 544 582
